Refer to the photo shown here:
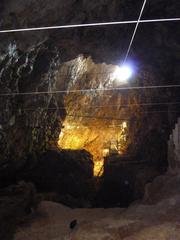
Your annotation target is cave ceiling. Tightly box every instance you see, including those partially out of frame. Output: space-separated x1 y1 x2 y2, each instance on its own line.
0 0 179 64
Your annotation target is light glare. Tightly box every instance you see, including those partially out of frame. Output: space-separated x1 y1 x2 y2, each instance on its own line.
113 65 133 82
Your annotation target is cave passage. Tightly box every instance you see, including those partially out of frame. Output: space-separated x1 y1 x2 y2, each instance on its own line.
56 56 132 177
58 119 128 176
0 0 180 239
50 55 169 208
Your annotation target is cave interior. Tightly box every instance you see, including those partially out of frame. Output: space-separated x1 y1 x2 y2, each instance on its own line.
0 0 180 239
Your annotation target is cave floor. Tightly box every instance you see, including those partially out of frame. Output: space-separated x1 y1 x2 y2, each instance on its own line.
15 194 180 240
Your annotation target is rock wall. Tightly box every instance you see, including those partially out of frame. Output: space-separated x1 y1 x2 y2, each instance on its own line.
0 0 179 182
0 40 66 162
168 118 180 173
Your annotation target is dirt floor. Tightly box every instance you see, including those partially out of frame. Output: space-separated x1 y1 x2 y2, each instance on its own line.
15 194 180 240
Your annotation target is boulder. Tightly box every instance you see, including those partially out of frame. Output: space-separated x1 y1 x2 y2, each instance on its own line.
21 149 94 207
144 173 180 204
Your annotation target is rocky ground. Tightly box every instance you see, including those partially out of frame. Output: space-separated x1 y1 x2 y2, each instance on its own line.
0 182 38 240
14 172 180 240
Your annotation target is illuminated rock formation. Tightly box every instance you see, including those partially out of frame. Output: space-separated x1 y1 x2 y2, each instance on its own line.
0 1 179 239
57 56 141 175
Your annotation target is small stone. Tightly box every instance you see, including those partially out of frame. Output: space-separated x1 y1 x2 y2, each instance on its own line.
69 219 77 229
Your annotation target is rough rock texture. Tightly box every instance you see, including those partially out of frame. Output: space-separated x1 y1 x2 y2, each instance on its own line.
0 2 179 239
144 172 180 204
57 55 141 161
14 186 180 240
0 0 179 64
0 181 38 240
0 40 65 161
56 54 173 172
168 118 180 173
0 0 179 166
19 149 94 207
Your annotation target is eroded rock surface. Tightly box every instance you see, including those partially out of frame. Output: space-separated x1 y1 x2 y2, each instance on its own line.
0 181 38 240
0 40 65 161
0 0 179 173
19 149 94 207
15 173 180 240
0 1 179 239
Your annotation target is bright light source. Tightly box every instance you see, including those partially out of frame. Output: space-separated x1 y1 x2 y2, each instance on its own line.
122 121 127 128
113 65 133 82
